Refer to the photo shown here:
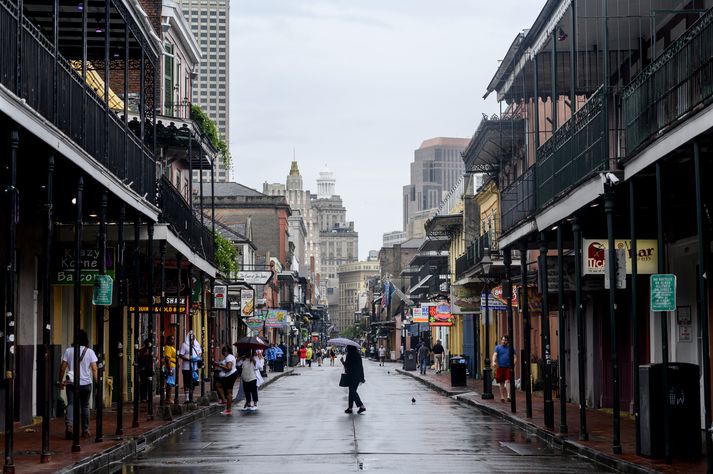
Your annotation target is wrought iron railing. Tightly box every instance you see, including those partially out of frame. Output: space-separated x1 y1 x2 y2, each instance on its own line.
623 7 713 156
0 3 155 198
159 176 215 263
455 253 469 280
501 165 535 234
536 87 607 209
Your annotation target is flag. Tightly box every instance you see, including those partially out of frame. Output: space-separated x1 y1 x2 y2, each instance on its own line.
381 281 396 309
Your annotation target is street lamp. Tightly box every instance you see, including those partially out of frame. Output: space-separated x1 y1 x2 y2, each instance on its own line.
481 245 494 400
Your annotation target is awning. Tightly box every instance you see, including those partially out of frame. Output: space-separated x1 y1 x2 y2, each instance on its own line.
407 275 432 295
453 275 485 286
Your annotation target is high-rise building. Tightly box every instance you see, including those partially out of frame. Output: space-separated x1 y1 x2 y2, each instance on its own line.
180 0 230 183
337 261 380 334
402 137 469 238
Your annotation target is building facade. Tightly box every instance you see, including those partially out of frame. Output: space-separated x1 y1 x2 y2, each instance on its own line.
337 261 381 334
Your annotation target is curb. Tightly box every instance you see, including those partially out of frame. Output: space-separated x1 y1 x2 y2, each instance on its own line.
396 368 657 474
59 369 294 474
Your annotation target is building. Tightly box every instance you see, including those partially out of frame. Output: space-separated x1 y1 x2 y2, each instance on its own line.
180 0 230 182
383 230 407 247
337 261 380 334
402 137 469 238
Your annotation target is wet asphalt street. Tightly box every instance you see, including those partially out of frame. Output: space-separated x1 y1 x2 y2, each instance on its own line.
118 360 610 473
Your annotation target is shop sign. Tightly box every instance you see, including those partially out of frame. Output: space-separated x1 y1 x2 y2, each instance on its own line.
237 270 273 285
245 310 266 330
583 239 657 275
240 289 254 317
428 302 453 327
92 275 113 306
412 306 429 323
651 274 676 312
481 285 519 311
265 309 288 328
213 285 227 309
450 283 480 314
127 305 186 314
53 247 116 286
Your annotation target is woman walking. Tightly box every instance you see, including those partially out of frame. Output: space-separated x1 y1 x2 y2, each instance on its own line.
214 345 239 415
341 345 366 414
237 349 264 411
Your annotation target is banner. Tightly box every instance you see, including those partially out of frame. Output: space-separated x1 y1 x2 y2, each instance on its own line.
240 289 254 317
583 239 657 275
265 309 288 328
428 302 453 327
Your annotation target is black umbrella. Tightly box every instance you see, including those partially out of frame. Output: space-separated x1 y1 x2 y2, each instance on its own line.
233 336 268 350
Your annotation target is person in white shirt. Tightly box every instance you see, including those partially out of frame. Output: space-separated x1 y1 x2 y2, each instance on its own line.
58 330 98 440
237 349 264 411
214 345 238 415
179 332 202 403
378 346 386 366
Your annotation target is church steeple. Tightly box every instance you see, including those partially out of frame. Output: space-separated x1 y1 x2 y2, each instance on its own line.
286 160 303 191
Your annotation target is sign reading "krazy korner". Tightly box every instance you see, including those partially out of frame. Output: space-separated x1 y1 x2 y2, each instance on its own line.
583 239 657 275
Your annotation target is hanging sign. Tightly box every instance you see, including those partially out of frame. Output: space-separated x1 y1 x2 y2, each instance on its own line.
237 270 273 285
213 285 227 309
245 310 266 330
265 309 288 328
428 302 453 327
412 306 429 323
583 239 657 275
650 274 676 312
92 275 113 306
480 285 519 311
240 289 255 316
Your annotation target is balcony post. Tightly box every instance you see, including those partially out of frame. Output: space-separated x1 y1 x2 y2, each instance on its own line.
40 155 54 464
519 239 532 418
533 55 540 150
557 225 567 433
52 0 58 123
174 253 182 407
504 247 516 414
139 50 145 143
551 31 557 131
602 0 610 166
116 205 125 437
123 27 129 179
159 241 166 408
570 0 577 115
95 192 108 442
694 141 713 473
104 0 110 163
200 273 206 399
629 179 641 454
605 191 621 454
147 222 155 421
539 233 554 430
188 130 193 208
210 159 215 238
71 175 84 453
572 215 588 440
132 217 141 428
199 143 205 227
81 0 87 148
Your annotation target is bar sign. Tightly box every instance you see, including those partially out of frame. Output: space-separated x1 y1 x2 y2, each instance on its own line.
650 274 676 312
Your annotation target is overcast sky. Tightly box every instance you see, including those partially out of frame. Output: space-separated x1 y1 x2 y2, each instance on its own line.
229 0 545 260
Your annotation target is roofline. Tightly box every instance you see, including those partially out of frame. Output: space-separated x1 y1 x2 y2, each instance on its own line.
162 1 202 66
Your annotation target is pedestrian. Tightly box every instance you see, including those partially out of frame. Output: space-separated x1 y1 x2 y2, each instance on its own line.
316 346 323 367
299 344 307 367
179 331 202 403
369 344 375 359
306 344 313 367
163 335 177 403
278 341 288 366
273 343 284 369
378 345 386 366
492 335 515 402
237 349 264 411
341 345 366 414
432 339 445 374
214 345 239 415
58 329 98 440
329 346 336 366
138 338 154 403
417 341 431 375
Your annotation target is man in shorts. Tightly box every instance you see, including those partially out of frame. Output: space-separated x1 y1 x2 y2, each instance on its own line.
492 335 514 402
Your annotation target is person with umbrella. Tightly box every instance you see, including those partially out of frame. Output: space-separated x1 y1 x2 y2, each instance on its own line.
341 344 366 414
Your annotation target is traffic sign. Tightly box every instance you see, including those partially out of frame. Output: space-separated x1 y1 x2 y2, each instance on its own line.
650 274 676 312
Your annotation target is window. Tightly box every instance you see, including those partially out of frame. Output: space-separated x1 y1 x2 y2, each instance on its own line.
163 44 174 115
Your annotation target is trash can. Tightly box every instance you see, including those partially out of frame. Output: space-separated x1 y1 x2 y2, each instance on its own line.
403 349 417 371
274 357 285 372
450 357 467 387
639 363 701 459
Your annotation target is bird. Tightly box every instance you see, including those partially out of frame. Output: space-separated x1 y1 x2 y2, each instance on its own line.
387 371 390 375
411 397 416 405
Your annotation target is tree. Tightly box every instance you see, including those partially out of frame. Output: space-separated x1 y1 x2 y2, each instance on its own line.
213 232 238 277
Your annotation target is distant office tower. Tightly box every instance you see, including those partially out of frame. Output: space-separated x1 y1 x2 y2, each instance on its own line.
181 0 230 183
402 137 469 238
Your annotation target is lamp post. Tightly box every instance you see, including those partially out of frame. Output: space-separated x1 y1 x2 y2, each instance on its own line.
481 246 494 400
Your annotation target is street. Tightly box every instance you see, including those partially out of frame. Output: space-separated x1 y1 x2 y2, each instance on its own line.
117 360 609 473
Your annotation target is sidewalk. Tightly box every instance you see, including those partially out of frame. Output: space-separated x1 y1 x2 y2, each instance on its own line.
0 369 293 474
397 367 705 474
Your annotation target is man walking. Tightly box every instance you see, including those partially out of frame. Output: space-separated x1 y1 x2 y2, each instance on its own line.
417 341 430 375
378 345 386 366
432 339 445 374
492 335 515 402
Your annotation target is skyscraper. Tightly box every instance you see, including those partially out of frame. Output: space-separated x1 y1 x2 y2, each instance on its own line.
180 0 230 182
402 137 469 238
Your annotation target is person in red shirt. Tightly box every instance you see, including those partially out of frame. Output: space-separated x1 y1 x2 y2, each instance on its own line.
298 345 307 367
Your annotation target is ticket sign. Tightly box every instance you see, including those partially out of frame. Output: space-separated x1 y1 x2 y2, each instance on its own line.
651 274 676 312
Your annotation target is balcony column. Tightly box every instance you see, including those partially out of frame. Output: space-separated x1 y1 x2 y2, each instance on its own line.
174 253 183 407
71 175 84 453
604 191 621 454
40 156 54 464
504 247 516 413
629 179 641 454
210 158 215 238
139 50 145 142
557 225 567 434
147 223 155 420
188 264 195 404
81 0 87 148
123 28 129 179
570 0 577 115
95 192 108 443
551 31 557 131
199 144 205 227
200 273 206 399
694 141 713 473
52 0 58 123
519 239 532 418
539 233 554 430
572 215 588 440
3 130 19 471
159 241 167 408
116 205 126 437
655 162 671 463
188 133 193 208
104 0 110 163
132 217 141 428
532 55 540 150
